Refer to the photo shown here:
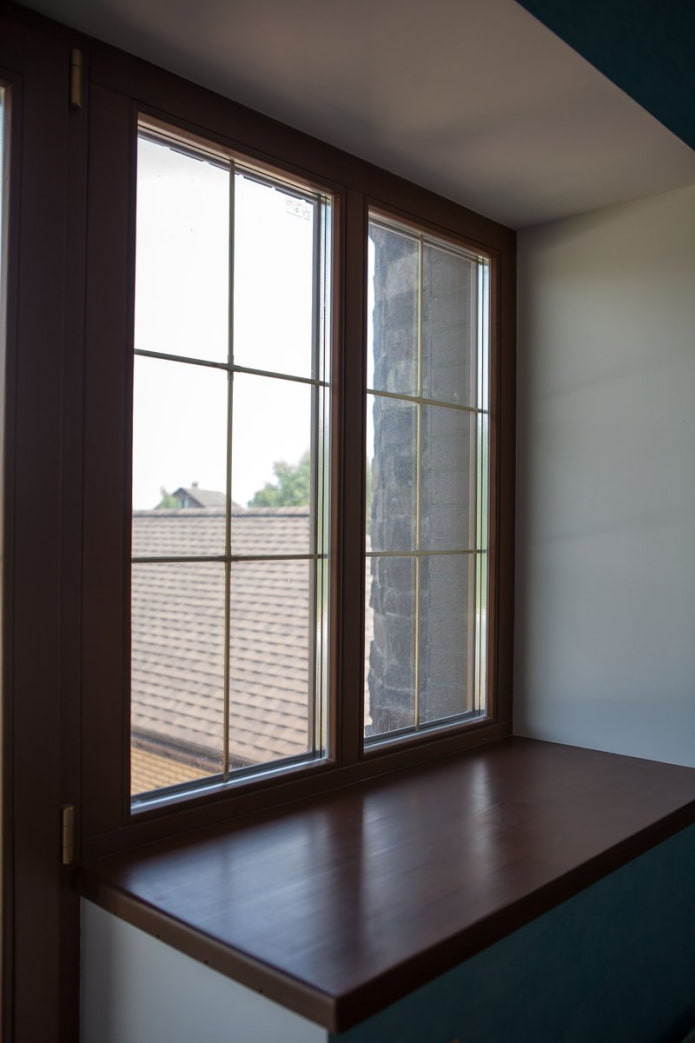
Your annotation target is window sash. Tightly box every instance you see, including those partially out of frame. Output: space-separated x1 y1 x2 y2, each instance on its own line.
130 126 334 804
364 212 491 745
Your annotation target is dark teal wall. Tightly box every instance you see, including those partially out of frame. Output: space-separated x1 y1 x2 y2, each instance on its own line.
332 824 695 1043
516 0 695 151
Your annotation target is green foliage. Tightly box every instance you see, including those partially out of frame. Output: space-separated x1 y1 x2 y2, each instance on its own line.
248 451 311 507
156 486 179 509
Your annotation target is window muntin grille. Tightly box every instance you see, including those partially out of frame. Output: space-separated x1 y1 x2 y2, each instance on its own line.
364 212 490 744
130 125 333 804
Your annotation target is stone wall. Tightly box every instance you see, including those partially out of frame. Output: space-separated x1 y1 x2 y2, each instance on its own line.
367 225 478 735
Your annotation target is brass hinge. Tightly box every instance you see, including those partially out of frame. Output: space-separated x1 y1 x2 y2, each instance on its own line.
69 49 83 110
61 804 75 865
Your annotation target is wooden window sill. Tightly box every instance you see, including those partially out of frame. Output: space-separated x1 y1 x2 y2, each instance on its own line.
79 737 695 1033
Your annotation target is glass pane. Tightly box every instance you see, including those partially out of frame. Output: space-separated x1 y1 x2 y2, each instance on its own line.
474 552 488 713
233 173 316 379
232 505 311 558
368 222 418 396
476 412 489 552
231 373 313 553
132 508 226 560
419 555 474 725
422 244 477 407
420 405 474 551
366 394 417 552
229 559 314 765
478 260 490 412
365 555 416 738
132 355 228 520
135 134 230 363
131 562 225 796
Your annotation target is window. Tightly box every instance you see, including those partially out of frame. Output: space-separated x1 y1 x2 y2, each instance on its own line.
79 60 513 838
130 124 332 802
123 123 502 809
365 212 489 744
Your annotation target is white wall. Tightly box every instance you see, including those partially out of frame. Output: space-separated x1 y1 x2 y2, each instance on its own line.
515 184 695 767
80 901 325 1043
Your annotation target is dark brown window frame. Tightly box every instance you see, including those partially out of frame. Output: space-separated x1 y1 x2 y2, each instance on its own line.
1 9 89 1040
79 37 516 861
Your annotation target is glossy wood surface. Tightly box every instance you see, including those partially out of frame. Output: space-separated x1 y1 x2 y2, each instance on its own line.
80 738 695 1031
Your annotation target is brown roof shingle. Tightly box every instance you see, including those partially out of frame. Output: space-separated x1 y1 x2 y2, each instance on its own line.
131 507 314 793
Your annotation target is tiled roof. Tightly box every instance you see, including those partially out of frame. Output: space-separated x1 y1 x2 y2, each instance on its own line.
132 506 311 558
131 745 210 793
131 507 315 793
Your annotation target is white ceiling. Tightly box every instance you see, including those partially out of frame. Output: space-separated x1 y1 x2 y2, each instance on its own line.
21 0 695 227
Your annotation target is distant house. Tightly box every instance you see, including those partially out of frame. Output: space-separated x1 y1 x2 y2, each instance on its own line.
171 484 228 509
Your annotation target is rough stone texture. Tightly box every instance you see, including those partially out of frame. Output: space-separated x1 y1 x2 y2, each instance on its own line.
367 225 478 735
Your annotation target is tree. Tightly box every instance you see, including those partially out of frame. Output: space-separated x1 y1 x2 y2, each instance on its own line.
248 451 311 507
156 486 179 509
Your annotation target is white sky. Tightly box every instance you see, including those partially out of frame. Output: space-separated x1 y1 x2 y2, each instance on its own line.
132 136 319 509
